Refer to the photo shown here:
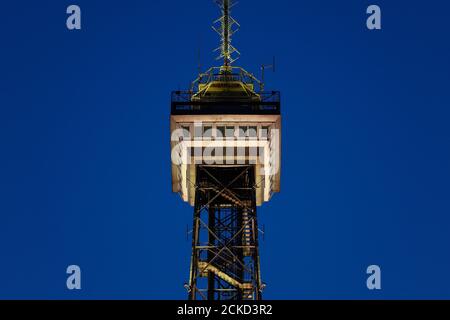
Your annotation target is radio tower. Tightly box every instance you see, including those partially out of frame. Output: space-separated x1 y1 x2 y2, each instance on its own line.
170 0 281 300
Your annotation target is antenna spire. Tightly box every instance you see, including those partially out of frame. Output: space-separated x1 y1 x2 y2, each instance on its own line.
213 0 240 68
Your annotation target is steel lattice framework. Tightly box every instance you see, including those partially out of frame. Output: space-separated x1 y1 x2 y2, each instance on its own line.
188 165 262 300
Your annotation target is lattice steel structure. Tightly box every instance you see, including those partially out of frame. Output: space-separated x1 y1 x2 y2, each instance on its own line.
188 165 262 300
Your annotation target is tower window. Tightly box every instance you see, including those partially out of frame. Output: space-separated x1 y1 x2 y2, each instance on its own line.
225 126 235 139
203 126 212 139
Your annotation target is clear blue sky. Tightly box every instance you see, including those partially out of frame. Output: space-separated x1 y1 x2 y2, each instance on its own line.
1 0 450 299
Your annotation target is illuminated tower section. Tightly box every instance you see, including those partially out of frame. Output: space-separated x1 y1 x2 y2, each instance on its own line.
170 0 281 300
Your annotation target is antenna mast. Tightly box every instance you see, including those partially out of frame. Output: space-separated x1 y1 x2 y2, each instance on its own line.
213 0 240 68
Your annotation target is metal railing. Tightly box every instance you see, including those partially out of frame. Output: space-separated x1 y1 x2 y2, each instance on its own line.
171 90 280 115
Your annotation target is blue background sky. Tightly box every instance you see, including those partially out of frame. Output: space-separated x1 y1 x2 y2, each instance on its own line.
1 0 449 299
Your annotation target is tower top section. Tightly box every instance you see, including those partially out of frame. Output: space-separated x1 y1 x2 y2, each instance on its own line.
189 1 263 99
170 0 282 207
213 0 240 69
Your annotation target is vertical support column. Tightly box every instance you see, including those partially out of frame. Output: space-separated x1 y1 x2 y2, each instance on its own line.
207 206 216 300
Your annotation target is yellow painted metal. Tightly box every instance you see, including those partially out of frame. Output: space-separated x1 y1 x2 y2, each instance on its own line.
198 261 253 290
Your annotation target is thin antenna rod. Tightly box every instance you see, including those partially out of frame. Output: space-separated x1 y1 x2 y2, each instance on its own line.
213 0 240 67
198 47 202 75
223 0 230 66
261 56 276 91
